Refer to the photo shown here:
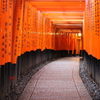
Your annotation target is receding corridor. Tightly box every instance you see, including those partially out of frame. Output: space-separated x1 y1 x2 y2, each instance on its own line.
19 57 92 100
1 0 100 99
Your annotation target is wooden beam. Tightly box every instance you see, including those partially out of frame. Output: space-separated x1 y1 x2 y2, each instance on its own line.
26 0 85 1
31 2 85 6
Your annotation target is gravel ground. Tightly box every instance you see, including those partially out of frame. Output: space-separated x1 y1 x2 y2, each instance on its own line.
79 59 100 100
5 61 51 100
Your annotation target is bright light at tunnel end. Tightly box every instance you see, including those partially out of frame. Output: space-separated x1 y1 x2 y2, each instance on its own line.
77 33 82 36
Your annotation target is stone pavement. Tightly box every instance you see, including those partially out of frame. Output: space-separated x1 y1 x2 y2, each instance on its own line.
18 57 92 100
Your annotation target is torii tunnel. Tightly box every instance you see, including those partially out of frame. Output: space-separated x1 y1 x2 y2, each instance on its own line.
0 0 100 100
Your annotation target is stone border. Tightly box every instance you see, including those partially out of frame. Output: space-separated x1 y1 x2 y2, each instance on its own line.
79 59 100 100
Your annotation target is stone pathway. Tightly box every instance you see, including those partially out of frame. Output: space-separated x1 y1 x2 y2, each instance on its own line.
19 57 92 100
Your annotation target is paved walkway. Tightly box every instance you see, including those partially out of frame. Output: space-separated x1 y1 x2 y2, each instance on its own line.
19 57 92 100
